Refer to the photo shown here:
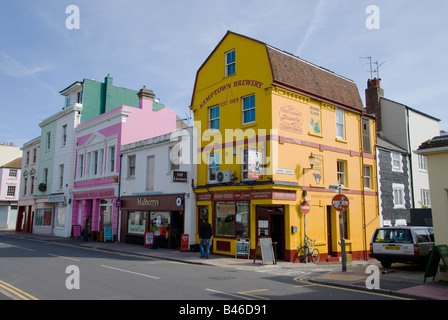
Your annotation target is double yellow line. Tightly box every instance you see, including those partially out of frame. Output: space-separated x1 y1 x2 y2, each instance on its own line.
0 280 39 300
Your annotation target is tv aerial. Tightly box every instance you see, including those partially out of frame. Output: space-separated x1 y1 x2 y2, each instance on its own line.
360 56 385 79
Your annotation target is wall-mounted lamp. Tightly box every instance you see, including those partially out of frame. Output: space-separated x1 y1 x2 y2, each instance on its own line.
302 153 316 197
303 152 316 174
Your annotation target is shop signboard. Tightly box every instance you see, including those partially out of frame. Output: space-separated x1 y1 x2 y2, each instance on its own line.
253 237 275 265
424 245 448 282
173 171 188 182
144 231 154 247
248 148 262 179
72 225 81 239
236 238 250 259
181 234 189 252
122 194 185 211
104 226 113 242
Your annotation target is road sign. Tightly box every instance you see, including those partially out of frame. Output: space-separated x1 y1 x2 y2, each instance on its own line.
300 201 311 215
332 194 349 212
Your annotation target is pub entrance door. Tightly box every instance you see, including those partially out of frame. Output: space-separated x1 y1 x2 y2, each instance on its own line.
256 205 285 261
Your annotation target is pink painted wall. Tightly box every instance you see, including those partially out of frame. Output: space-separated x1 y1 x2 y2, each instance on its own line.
120 97 177 145
75 94 177 186
72 92 178 236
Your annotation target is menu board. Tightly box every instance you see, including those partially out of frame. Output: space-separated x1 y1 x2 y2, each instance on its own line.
253 237 275 265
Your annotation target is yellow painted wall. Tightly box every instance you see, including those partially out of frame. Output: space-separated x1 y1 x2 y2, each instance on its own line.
190 32 379 261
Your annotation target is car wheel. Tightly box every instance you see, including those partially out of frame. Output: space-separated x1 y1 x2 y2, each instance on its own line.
380 261 392 268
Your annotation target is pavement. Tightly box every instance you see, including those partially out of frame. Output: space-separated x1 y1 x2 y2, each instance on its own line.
2 230 448 300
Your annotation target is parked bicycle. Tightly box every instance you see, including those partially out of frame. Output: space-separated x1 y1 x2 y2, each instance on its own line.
295 235 320 263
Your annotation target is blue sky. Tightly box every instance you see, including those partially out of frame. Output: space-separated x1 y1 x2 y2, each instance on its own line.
1 1 447 148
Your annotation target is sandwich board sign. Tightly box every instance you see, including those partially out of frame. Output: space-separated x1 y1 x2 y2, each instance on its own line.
236 238 250 259
424 245 448 282
253 237 275 265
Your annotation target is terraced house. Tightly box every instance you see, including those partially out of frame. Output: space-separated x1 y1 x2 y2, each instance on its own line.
26 75 140 237
189 31 379 262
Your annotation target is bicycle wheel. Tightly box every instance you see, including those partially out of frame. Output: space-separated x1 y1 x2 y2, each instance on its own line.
296 246 309 263
311 248 320 263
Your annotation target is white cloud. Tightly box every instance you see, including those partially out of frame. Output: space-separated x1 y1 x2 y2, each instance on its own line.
295 0 340 57
0 52 48 77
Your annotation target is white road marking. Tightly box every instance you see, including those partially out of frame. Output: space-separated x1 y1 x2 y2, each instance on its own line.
0 242 35 251
48 253 80 261
13 246 36 252
100 265 160 279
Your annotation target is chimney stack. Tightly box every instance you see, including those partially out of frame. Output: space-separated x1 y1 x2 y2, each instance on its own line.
365 78 384 132
137 86 156 109
138 86 155 100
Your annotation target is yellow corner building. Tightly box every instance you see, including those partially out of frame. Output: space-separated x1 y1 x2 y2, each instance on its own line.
189 31 379 262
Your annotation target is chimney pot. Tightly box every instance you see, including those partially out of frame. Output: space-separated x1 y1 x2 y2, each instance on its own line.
137 86 155 100
367 78 381 89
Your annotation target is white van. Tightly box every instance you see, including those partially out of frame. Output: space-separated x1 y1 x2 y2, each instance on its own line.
369 226 434 268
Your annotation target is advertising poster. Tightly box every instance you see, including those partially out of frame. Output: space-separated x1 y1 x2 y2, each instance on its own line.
248 147 262 179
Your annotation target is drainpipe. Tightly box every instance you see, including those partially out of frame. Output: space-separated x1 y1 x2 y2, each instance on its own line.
406 107 415 209
116 153 123 242
359 114 367 260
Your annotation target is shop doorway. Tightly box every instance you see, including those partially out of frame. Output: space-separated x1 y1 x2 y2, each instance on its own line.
256 205 285 261
149 211 184 249
170 211 184 249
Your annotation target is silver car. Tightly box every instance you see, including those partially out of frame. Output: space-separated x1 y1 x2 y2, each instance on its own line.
369 226 434 268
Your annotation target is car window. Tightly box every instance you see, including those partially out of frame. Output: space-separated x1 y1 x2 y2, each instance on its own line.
428 229 435 242
373 229 413 243
414 229 430 243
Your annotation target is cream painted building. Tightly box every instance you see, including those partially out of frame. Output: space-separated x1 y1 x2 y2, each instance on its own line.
417 134 448 281
0 144 22 166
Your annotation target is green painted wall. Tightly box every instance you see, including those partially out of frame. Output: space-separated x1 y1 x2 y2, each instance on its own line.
81 75 139 123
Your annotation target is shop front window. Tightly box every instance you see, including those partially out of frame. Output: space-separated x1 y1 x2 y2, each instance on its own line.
55 205 66 228
150 211 170 236
99 199 113 230
35 208 52 227
215 201 249 237
128 211 146 234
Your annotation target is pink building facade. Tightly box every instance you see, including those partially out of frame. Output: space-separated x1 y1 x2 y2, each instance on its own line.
71 87 178 239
